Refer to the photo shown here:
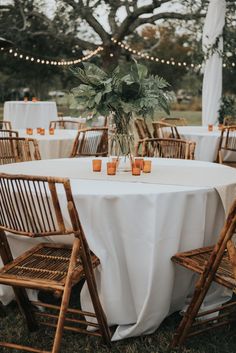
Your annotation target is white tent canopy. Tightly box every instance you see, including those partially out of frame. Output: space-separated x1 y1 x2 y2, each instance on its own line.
202 0 226 126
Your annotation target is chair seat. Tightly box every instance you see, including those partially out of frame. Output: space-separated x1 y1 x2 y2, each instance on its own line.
0 243 100 290
172 246 236 290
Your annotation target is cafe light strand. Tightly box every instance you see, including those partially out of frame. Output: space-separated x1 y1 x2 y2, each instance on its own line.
0 46 103 66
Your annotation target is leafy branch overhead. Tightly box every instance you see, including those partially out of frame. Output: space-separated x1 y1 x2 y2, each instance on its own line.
71 62 173 120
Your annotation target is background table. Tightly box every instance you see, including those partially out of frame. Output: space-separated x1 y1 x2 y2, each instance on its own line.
178 126 234 162
0 158 235 340
3 101 58 129
18 129 78 159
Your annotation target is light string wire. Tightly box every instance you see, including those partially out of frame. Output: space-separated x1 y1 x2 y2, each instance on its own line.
0 39 235 69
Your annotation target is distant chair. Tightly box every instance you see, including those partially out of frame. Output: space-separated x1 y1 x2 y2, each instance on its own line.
70 127 108 157
217 126 236 165
134 118 153 156
49 119 84 130
160 117 187 126
152 121 181 139
0 130 18 137
140 138 196 159
0 137 41 165
170 199 236 348
0 121 12 130
223 116 236 126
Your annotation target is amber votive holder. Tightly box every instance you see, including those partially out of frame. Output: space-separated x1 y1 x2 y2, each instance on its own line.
32 97 37 102
49 127 55 135
36 127 42 134
26 128 33 135
218 124 224 131
143 160 152 173
134 158 144 170
107 162 116 175
208 124 213 132
40 128 45 135
92 159 102 172
132 165 141 176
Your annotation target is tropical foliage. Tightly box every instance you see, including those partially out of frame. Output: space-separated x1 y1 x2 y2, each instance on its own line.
71 62 173 133
218 95 236 124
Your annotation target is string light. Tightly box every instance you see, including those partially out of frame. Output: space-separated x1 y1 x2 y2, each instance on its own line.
1 46 104 66
111 37 235 69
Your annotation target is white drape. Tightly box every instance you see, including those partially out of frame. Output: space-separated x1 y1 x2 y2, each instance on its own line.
202 0 226 126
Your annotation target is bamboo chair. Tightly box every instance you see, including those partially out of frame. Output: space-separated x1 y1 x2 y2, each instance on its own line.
152 121 181 139
223 117 236 126
134 118 153 156
0 129 19 137
0 121 12 130
217 126 236 165
70 127 108 157
0 173 111 352
170 199 236 348
140 138 195 159
0 137 41 165
49 120 84 130
160 117 187 126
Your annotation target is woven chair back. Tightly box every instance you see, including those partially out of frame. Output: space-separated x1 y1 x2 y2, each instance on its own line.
0 130 19 138
70 127 108 157
0 137 41 165
49 120 84 130
134 118 152 139
0 173 77 237
152 121 181 139
0 121 12 130
142 138 195 159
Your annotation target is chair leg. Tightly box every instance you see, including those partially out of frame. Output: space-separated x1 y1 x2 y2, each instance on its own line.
0 230 38 331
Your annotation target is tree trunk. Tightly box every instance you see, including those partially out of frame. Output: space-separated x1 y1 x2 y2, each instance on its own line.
101 43 122 71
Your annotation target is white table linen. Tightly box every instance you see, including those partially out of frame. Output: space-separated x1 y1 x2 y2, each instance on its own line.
3 101 58 129
17 129 78 159
0 158 235 340
178 126 226 162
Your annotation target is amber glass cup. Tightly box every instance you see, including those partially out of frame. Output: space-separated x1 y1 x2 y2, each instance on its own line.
107 162 116 175
132 165 141 176
143 160 152 173
134 158 144 170
208 124 213 132
92 159 102 172
40 128 45 135
36 127 42 134
26 128 33 135
49 127 55 135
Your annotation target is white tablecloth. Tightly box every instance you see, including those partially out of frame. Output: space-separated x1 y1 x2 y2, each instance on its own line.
0 158 235 340
17 129 78 159
178 126 234 162
3 101 58 129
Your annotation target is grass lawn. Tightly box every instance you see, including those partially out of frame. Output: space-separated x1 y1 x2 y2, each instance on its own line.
1 295 236 353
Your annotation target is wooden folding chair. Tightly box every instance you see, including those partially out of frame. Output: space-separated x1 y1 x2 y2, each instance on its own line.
160 117 187 126
0 129 19 137
217 126 236 165
152 121 181 139
49 120 84 130
70 127 108 157
170 199 236 348
0 121 12 130
0 173 111 352
140 138 196 159
134 118 153 156
0 137 41 164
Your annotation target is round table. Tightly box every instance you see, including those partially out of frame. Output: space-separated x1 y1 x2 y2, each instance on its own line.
0 158 235 340
3 101 58 129
17 129 78 159
178 126 234 162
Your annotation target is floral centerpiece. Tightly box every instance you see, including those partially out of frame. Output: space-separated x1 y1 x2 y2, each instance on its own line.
71 61 173 156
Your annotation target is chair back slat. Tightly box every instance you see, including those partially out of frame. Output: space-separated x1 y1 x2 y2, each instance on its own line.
0 130 18 138
160 117 187 126
218 126 236 163
49 120 85 130
70 127 108 157
0 137 41 165
0 174 73 237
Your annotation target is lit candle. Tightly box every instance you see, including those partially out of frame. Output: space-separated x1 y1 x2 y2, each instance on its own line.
92 159 102 172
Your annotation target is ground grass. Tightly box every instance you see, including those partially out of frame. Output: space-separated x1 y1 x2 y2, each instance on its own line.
1 296 236 353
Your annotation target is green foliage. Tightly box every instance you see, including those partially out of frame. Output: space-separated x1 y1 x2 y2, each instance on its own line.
71 62 173 132
218 95 236 124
